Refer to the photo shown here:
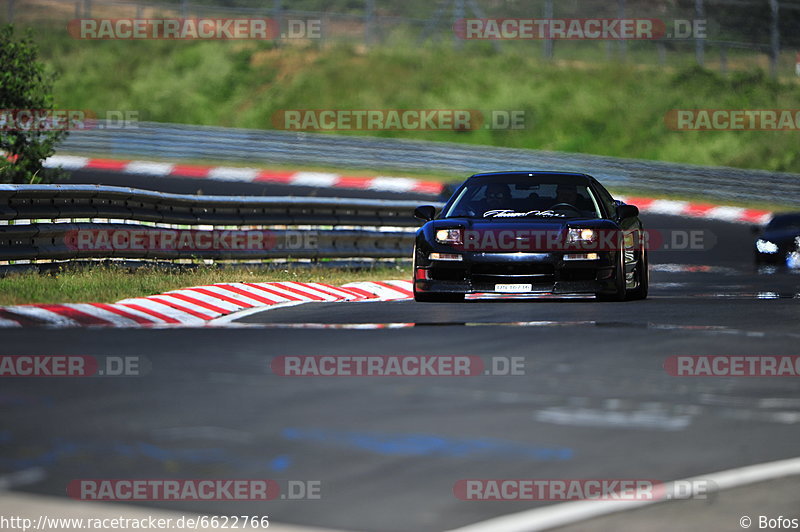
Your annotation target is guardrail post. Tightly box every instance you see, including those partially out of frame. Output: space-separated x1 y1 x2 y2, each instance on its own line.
466 0 501 53
365 0 375 46
617 0 626 60
272 0 283 46
695 0 705 67
453 0 465 50
321 12 329 46
418 0 446 46
543 0 553 60
769 0 780 79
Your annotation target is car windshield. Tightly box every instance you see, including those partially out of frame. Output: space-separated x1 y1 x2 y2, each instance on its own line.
443 176 602 219
766 214 800 231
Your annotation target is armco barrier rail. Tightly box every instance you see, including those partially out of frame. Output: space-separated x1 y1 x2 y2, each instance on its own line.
0 185 437 261
57 122 800 205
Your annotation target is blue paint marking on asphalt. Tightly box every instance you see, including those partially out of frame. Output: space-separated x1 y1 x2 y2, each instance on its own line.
0 393 53 408
111 441 230 463
281 428 573 460
0 436 292 473
0 440 79 469
269 455 292 471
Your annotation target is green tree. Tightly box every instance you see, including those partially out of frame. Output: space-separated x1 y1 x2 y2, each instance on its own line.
0 24 66 184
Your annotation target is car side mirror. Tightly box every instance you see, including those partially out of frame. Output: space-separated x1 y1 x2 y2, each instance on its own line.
414 205 437 222
617 204 639 220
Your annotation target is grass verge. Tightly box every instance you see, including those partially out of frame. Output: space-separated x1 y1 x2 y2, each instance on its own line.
0 264 411 306
24 28 800 174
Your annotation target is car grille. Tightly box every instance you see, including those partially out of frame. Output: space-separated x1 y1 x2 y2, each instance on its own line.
471 263 555 277
429 268 467 281
470 263 556 286
559 269 598 282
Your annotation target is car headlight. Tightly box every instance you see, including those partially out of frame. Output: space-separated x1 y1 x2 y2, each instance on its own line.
564 253 600 261
435 228 463 245
756 239 778 254
429 252 463 261
566 228 597 243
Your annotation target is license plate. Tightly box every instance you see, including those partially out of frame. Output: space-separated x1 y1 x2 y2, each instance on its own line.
494 283 532 293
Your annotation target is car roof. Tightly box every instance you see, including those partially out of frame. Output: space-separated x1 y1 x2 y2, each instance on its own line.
769 212 800 220
468 171 596 182
767 213 800 225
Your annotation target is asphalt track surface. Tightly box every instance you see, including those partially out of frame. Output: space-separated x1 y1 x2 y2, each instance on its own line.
1 170 798 531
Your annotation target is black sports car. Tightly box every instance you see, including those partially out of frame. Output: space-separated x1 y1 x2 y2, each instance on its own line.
412 171 648 302
753 212 800 266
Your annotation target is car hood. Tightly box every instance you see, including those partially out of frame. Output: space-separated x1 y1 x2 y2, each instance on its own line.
760 229 800 245
433 217 615 231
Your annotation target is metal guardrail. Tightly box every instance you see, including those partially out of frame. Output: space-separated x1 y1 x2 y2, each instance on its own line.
0 184 428 226
0 223 415 261
58 122 800 205
0 185 436 261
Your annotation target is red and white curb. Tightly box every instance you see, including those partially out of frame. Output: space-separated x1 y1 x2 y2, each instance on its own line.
618 196 772 225
43 155 444 195
43 156 774 223
0 280 414 328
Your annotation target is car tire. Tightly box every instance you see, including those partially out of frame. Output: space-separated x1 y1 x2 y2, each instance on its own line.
624 248 649 301
596 250 626 302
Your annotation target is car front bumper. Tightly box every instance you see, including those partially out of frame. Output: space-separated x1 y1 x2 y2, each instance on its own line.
414 251 619 295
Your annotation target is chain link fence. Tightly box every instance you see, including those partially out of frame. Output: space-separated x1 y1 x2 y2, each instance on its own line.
6 0 800 77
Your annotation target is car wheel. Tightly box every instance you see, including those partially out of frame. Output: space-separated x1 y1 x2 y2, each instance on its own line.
624 249 649 301
596 250 626 302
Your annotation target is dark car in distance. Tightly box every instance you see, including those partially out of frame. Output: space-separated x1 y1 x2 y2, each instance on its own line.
753 212 800 266
412 171 648 302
